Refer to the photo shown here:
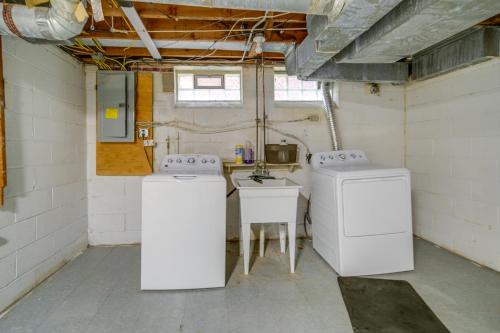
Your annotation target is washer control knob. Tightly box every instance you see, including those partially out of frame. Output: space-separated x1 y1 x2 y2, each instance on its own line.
210 159 216 164
176 158 182 164
187 157 195 164
350 153 357 159
328 155 334 159
201 159 207 164
338 153 346 160
320 155 326 161
167 158 173 163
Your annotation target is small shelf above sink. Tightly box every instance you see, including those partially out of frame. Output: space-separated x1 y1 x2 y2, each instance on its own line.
223 160 300 173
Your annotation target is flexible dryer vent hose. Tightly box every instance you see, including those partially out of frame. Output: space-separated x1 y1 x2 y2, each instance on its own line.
321 82 341 151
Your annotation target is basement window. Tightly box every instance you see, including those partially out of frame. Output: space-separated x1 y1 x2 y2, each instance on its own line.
274 70 322 102
175 67 242 104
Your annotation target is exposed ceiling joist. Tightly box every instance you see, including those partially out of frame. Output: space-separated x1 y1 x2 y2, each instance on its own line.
83 17 306 42
126 0 332 14
95 47 284 59
120 1 161 59
94 2 306 23
80 38 291 53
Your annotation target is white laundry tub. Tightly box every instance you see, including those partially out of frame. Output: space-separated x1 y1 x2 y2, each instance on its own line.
234 177 302 223
232 174 303 274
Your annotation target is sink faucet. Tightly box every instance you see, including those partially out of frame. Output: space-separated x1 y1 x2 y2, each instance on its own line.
250 161 274 183
253 161 270 176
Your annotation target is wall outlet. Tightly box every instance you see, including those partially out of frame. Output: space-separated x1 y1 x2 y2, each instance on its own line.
143 139 155 147
138 128 149 138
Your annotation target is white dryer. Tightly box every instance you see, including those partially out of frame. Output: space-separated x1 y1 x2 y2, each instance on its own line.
311 150 413 276
141 154 226 290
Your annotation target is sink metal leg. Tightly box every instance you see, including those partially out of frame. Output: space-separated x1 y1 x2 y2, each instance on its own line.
288 222 296 273
242 223 251 275
259 224 265 257
279 224 286 254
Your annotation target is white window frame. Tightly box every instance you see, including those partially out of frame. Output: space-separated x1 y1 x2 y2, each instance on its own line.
273 68 323 106
174 66 243 107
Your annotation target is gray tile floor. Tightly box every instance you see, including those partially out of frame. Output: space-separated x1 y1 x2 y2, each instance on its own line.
1 238 499 333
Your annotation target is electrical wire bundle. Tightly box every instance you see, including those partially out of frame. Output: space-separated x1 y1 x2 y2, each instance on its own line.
136 117 314 156
65 8 303 69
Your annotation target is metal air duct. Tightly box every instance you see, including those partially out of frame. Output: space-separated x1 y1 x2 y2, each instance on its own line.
0 0 87 41
321 82 341 151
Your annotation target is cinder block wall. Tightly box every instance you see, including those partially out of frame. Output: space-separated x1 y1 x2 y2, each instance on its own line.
0 37 88 312
86 66 405 244
406 59 500 271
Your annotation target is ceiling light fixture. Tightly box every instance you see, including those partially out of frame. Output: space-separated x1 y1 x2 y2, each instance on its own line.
253 33 266 55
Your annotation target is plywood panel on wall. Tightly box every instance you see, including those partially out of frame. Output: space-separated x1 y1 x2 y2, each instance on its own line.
96 72 153 176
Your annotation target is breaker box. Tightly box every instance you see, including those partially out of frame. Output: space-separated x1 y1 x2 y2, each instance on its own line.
97 71 135 142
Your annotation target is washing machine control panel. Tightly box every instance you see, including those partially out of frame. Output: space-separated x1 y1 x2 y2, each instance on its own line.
160 154 222 174
311 150 368 169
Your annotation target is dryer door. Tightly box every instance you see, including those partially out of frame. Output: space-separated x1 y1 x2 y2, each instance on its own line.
341 176 410 237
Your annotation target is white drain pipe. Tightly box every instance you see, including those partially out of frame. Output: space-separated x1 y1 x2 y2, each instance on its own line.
0 0 87 41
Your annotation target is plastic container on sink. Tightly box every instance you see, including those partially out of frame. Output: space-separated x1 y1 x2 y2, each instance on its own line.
265 140 297 164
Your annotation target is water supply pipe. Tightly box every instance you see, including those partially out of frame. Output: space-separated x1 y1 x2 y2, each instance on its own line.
321 81 341 151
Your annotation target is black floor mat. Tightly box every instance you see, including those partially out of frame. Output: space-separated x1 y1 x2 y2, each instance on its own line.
338 277 449 333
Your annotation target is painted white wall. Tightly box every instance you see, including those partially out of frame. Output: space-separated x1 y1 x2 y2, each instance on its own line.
0 37 87 312
406 59 500 271
86 65 405 244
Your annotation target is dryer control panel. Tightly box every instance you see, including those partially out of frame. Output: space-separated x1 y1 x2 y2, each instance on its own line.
311 150 369 170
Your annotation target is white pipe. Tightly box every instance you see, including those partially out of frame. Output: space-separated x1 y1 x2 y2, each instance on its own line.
0 0 87 41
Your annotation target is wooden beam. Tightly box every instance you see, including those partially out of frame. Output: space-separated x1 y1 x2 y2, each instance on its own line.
82 18 306 42
96 2 305 23
80 30 305 44
480 14 500 26
264 12 275 40
97 47 284 59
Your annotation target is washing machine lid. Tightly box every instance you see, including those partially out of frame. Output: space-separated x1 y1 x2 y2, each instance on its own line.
143 172 224 182
314 164 409 178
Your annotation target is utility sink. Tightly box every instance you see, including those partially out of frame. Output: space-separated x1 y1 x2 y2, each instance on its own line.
232 173 302 224
232 172 302 274
235 178 301 189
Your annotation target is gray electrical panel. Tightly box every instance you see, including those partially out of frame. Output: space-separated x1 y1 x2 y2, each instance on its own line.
97 71 135 142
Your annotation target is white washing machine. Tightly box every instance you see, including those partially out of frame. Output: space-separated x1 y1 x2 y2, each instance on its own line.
141 154 226 290
311 150 414 276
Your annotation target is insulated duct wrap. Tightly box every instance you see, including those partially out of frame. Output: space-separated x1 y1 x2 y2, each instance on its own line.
0 0 87 41
321 82 341 151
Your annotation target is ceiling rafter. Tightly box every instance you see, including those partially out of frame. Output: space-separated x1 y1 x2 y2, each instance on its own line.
91 1 305 23
65 2 308 66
